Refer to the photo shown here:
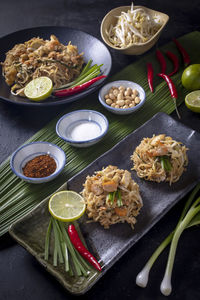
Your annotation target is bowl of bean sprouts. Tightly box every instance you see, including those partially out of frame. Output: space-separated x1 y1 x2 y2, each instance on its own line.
100 3 169 55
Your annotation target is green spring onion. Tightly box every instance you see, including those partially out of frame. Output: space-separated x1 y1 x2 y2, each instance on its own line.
160 156 172 172
53 59 103 91
136 183 200 296
106 189 123 207
44 217 92 277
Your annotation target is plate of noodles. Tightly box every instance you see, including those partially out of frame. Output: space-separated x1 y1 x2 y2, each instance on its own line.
9 112 200 294
0 26 112 106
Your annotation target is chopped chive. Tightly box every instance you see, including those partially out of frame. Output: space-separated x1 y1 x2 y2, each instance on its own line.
106 192 113 205
117 190 123 207
52 218 63 265
54 220 69 272
44 218 52 261
58 221 82 276
53 60 103 91
111 191 116 205
52 221 59 266
61 241 69 272
160 156 172 172
79 59 93 76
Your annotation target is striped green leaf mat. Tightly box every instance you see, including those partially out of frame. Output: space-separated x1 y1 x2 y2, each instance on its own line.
1 31 200 236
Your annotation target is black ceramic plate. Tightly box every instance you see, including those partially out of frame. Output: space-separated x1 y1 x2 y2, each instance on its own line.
9 113 200 294
0 26 112 106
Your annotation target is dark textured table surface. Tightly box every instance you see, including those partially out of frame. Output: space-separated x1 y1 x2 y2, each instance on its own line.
0 1 200 299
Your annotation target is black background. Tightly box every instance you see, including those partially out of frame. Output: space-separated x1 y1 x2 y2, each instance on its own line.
0 0 200 299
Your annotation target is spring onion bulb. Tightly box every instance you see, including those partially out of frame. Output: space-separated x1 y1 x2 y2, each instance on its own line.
106 3 162 49
136 264 151 288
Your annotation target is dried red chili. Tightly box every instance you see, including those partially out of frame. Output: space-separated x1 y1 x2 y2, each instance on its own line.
23 154 56 178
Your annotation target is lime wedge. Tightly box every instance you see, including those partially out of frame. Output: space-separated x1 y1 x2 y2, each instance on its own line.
48 191 86 222
185 90 200 113
24 77 53 101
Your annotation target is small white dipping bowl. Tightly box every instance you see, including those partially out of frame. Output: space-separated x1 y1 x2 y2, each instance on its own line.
56 110 109 148
98 80 146 115
10 141 66 184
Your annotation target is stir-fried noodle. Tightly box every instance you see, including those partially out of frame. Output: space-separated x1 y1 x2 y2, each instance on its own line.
1 35 84 96
82 165 143 229
131 134 188 185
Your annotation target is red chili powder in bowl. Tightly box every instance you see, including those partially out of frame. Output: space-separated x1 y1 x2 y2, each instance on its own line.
22 154 57 178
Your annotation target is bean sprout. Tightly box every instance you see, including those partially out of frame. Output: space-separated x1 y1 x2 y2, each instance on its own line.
106 3 163 48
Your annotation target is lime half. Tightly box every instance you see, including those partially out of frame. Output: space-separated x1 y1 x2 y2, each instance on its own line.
185 90 200 113
48 191 86 222
24 77 53 101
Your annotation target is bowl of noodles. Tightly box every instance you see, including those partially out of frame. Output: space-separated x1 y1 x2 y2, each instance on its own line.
100 4 169 55
0 26 112 106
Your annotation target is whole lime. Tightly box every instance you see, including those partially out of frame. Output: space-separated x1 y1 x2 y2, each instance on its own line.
181 64 200 91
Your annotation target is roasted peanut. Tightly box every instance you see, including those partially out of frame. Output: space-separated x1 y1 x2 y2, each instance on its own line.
125 99 131 105
116 100 125 107
104 85 141 110
106 99 113 105
109 93 115 100
113 88 119 96
135 97 141 104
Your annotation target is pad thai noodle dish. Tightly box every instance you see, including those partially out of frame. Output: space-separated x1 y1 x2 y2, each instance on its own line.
1 35 84 96
82 165 143 229
106 3 162 49
131 134 188 185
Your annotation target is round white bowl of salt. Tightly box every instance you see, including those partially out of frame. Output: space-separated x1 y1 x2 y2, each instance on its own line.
56 110 109 147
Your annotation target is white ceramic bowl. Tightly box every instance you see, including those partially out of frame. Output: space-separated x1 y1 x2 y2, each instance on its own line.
56 110 109 148
101 5 169 55
10 142 66 183
98 80 146 115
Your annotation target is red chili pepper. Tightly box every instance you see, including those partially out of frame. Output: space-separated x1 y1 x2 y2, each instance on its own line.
157 73 180 119
68 224 102 272
54 75 106 97
166 51 179 77
156 49 167 74
147 63 154 92
173 38 190 67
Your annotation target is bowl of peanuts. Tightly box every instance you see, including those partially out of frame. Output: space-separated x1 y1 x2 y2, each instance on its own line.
98 80 146 115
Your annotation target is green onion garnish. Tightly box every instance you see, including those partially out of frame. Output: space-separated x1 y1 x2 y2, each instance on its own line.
106 189 123 207
160 156 172 172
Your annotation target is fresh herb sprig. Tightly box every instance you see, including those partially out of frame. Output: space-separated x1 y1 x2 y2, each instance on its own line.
136 183 200 296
